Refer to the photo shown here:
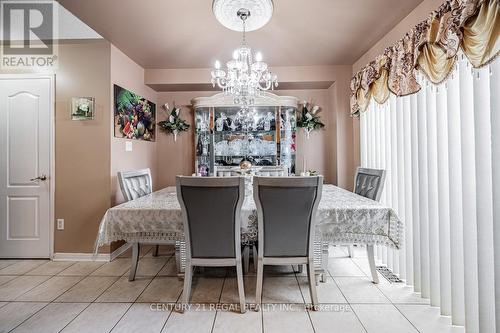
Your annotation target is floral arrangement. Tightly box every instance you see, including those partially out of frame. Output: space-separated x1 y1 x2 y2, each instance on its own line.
296 101 325 139
158 103 190 141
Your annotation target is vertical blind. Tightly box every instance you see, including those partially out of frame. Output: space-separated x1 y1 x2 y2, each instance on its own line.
359 54 498 333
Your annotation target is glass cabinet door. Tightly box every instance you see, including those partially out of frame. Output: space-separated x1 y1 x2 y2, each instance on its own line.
279 106 297 174
194 107 212 176
193 103 297 176
213 106 278 167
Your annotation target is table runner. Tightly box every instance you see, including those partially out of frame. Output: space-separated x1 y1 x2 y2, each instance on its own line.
95 185 403 251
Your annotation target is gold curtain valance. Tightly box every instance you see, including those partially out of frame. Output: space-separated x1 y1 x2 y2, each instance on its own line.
351 0 499 117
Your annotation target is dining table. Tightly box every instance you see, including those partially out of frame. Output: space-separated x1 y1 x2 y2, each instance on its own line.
95 183 403 282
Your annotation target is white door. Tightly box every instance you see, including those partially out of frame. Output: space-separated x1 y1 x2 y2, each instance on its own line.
0 76 53 258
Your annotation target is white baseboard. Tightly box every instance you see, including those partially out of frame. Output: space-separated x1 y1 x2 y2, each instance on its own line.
52 243 131 262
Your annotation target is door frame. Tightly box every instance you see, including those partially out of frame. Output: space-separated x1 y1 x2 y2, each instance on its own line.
0 74 55 259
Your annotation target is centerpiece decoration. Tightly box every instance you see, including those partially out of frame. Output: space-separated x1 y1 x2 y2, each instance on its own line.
297 102 325 139
158 103 190 142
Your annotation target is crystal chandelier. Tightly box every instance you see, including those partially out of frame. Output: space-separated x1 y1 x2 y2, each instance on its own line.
211 7 278 108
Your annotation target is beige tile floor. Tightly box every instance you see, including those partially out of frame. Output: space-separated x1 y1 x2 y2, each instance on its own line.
0 245 465 333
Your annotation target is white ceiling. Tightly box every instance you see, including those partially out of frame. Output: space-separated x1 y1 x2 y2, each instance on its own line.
58 0 423 69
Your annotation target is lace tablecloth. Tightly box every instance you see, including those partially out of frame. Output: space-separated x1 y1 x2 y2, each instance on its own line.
95 185 403 250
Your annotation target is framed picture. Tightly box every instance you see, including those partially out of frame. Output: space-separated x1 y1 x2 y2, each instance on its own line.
71 97 95 120
113 84 156 142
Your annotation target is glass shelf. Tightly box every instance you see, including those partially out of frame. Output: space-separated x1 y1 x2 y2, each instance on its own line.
213 130 276 135
194 102 297 176
215 154 277 157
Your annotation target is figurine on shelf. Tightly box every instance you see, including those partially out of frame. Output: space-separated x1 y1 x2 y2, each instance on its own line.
215 113 227 132
264 111 274 131
198 164 209 177
229 116 238 131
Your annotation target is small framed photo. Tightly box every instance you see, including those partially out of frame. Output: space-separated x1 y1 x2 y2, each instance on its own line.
71 97 95 120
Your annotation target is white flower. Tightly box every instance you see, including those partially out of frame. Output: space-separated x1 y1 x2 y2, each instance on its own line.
175 108 180 116
311 105 320 114
305 113 313 120
163 103 170 111
169 115 175 123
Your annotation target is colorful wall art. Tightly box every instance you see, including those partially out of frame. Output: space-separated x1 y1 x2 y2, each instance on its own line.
113 85 156 141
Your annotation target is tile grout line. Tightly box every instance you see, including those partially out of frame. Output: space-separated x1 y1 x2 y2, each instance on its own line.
105 249 173 333
58 249 171 333
51 274 122 332
56 302 94 333
368 263 423 332
392 303 423 333
0 260 21 272
7 302 52 333
7 270 86 333
1 247 175 333
328 270 368 333
112 250 174 333
38 259 126 331
160 285 184 333
346 256 423 333
210 267 230 333
293 265 317 333
13 274 86 303
0 259 48 276
24 261 79 277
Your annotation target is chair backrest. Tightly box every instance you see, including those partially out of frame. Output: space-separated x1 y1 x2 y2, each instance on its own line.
354 167 386 202
118 168 153 202
176 176 245 259
253 176 323 258
255 166 287 177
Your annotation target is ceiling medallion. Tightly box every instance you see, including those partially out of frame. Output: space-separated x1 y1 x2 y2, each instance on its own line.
212 0 274 32
211 0 278 110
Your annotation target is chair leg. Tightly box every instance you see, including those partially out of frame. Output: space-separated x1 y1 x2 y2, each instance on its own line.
153 245 159 257
347 245 354 258
252 244 258 272
236 261 246 313
243 246 250 274
128 243 140 281
367 245 379 284
255 257 264 311
182 263 193 312
307 258 319 310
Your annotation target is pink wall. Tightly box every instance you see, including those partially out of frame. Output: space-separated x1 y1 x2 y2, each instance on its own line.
110 45 159 204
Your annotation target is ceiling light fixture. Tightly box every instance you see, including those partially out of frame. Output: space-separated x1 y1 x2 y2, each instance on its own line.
211 0 278 108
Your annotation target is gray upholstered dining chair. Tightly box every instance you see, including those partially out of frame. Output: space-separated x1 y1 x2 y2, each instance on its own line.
349 167 386 283
242 166 287 274
176 176 246 313
253 176 323 310
117 168 160 281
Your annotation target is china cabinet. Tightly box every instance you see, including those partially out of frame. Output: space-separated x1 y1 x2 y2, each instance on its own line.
191 92 299 176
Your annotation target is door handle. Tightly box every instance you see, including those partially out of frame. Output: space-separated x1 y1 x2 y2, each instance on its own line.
30 175 47 182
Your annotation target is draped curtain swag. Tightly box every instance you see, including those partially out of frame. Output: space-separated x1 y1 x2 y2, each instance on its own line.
350 0 499 116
